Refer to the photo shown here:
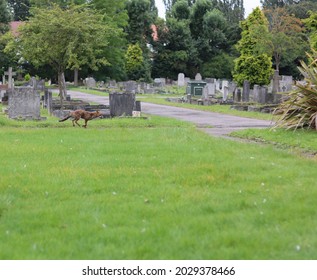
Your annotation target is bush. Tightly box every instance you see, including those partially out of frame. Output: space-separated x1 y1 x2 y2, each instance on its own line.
274 52 317 130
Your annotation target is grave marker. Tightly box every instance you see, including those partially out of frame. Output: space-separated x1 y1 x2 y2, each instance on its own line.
4 67 16 89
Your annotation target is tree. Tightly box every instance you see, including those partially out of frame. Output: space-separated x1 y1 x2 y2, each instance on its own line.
287 1 317 19
261 7 306 71
125 43 148 80
0 0 12 75
0 0 11 34
303 10 317 50
6 4 110 102
233 7 273 87
89 0 128 80
8 0 30 21
125 0 156 80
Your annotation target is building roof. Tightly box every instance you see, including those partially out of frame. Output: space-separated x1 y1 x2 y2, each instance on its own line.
9 21 24 36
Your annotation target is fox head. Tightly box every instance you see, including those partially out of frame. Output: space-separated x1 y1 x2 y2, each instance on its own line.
95 110 102 118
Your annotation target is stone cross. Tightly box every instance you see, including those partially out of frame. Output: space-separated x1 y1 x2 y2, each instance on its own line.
272 70 282 94
4 67 16 89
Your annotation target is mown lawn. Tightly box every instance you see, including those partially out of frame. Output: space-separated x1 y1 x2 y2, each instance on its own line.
0 105 317 260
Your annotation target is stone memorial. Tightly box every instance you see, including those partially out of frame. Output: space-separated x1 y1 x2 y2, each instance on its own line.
177 73 185 87
195 73 202 81
8 87 41 120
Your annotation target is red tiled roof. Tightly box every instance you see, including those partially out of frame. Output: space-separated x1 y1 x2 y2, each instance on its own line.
9 21 24 36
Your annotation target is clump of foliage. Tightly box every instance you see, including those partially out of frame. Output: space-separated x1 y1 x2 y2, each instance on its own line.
233 7 273 87
274 52 317 130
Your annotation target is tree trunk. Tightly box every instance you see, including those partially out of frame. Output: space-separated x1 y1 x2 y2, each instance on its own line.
58 71 67 108
74 68 78 86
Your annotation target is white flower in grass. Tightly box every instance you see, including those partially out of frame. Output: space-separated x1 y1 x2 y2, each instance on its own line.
112 192 117 195
295 245 301 251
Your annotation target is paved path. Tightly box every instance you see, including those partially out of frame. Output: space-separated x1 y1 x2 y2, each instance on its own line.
66 90 274 137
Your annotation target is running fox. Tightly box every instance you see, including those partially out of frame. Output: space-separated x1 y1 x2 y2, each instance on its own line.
59 109 102 128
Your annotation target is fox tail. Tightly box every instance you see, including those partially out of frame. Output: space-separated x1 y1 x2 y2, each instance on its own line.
59 115 72 122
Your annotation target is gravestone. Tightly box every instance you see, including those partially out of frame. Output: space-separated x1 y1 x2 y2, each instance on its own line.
109 80 116 88
154 78 166 87
85 77 96 89
280 75 293 92
242 80 250 102
223 86 229 101
8 87 41 120
272 70 282 94
205 78 216 96
109 92 135 117
253 85 268 104
222 80 229 93
195 73 202 81
4 67 16 89
0 84 8 102
125 81 136 94
177 73 185 87
44 89 53 114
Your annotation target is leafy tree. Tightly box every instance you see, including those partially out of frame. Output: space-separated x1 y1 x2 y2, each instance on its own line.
171 0 190 20
260 7 307 71
0 0 11 34
88 0 128 80
125 0 156 80
30 0 86 8
125 43 148 80
0 0 12 75
8 0 31 21
233 7 273 86
5 4 110 101
286 1 317 19
303 10 317 50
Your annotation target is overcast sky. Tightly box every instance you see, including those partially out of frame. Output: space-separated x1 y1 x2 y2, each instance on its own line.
155 0 262 19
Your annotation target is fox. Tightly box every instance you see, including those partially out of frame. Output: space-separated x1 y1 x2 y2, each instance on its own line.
59 109 102 128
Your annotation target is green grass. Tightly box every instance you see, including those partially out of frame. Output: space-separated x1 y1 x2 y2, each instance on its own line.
139 96 275 121
231 128 317 154
1 106 317 260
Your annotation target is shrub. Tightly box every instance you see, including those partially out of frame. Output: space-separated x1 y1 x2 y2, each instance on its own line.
273 52 317 130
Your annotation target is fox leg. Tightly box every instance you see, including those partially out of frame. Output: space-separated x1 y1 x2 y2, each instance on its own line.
73 118 81 127
83 119 88 128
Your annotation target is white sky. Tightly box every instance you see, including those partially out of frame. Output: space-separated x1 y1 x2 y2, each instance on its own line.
155 0 262 19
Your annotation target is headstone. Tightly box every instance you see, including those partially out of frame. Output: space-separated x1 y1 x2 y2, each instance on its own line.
8 87 41 120
242 80 250 102
253 85 268 104
177 73 185 87
205 78 216 96
195 73 202 81
4 67 16 89
223 86 229 101
85 77 96 89
222 80 229 93
44 89 53 114
125 81 136 94
280 75 293 92
154 78 165 87
109 80 116 88
109 92 135 117
272 70 282 94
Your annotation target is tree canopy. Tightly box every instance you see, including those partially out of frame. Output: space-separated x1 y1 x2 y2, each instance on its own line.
5 4 110 99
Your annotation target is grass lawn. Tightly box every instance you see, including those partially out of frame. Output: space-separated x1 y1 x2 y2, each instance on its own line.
0 104 317 260
231 128 317 155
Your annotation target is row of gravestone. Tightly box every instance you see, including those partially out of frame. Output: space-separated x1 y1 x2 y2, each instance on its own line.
3 86 142 120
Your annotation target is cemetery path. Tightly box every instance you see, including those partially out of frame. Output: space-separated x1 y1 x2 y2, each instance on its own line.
66 90 274 138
